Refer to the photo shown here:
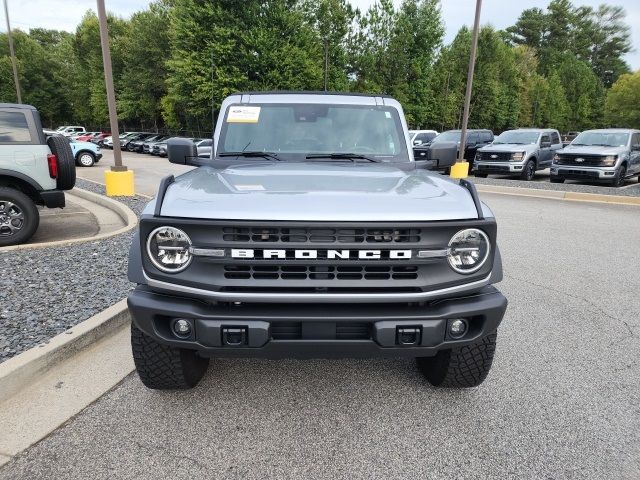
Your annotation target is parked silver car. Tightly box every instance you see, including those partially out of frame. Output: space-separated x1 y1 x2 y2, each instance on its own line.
474 128 563 180
550 129 640 187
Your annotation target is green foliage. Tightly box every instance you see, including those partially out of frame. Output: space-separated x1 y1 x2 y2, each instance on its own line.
0 0 635 134
605 71 640 128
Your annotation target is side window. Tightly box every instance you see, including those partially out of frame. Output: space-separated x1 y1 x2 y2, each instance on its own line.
481 132 492 143
551 132 561 145
415 133 434 144
631 133 640 151
541 134 550 145
468 133 479 143
0 111 33 143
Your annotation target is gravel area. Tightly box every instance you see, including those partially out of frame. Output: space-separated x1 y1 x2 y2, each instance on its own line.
0 179 148 363
473 174 640 196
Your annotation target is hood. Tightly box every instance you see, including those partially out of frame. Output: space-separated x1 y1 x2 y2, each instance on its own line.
158 162 479 221
559 145 627 156
479 143 535 153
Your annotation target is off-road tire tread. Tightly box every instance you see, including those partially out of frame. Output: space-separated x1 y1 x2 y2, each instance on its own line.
47 135 76 190
131 324 209 390
417 333 497 388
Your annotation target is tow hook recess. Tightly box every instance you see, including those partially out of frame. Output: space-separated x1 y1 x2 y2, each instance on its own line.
396 326 422 346
222 327 248 346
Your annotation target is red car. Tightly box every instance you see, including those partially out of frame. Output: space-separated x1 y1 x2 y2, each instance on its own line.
76 132 110 143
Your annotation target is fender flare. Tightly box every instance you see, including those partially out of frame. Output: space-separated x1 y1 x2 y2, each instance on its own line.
0 168 44 191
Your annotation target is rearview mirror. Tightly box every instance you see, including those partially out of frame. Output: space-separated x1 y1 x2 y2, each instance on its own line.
167 138 206 166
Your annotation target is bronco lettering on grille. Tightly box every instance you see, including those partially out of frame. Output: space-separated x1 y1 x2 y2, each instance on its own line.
230 249 413 260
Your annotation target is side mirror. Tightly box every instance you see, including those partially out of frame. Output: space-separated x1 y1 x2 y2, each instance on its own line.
632 144 640 151
540 141 551 148
413 140 423 146
167 137 203 166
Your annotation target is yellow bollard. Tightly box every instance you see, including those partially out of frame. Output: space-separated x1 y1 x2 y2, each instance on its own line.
449 161 469 179
104 170 135 196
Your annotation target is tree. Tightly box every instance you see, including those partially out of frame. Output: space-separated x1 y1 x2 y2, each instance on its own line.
605 71 640 128
118 2 170 129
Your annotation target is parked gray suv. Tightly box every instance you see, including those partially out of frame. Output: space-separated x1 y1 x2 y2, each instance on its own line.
550 129 640 186
474 128 563 180
127 92 507 391
0 104 75 246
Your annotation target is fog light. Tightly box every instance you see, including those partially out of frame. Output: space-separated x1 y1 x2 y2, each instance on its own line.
173 319 192 337
449 319 468 338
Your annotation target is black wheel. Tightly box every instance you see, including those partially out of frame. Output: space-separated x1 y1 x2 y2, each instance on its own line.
612 165 626 187
520 160 536 181
131 324 209 390
0 187 39 247
474 173 488 178
47 135 76 190
550 177 565 183
416 333 497 388
76 151 95 167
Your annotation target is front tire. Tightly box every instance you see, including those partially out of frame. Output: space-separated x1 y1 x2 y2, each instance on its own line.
416 333 497 388
0 187 39 246
520 160 536 181
76 151 95 167
612 165 626 187
131 324 209 390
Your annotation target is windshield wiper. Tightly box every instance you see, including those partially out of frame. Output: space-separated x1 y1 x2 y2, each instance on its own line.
570 143 587 146
218 151 281 161
305 153 381 163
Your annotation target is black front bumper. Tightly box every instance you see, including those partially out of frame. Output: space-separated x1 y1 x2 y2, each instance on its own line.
127 286 507 358
39 190 65 208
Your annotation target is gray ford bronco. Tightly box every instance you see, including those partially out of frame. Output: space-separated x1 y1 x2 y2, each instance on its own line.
127 92 507 390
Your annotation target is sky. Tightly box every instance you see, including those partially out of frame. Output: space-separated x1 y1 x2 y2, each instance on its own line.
1 0 639 69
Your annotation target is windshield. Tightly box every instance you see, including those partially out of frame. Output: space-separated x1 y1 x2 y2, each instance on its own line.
493 131 540 145
571 131 629 147
217 103 408 162
432 131 462 143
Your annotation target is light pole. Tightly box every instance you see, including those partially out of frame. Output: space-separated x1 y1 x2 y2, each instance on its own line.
3 0 21 103
96 0 134 195
450 0 482 179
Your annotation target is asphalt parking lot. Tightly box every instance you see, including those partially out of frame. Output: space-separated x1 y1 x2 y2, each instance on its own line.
1 192 638 479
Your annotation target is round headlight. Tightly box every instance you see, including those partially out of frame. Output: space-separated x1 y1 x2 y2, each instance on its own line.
447 228 490 274
146 226 192 273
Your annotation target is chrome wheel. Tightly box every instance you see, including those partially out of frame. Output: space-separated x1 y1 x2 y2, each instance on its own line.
0 200 25 237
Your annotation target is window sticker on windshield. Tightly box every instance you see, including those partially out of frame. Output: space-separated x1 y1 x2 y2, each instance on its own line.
385 111 391 118
227 106 261 123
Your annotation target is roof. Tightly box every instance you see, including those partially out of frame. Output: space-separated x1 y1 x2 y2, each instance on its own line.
232 91 394 98
583 128 639 133
0 103 37 110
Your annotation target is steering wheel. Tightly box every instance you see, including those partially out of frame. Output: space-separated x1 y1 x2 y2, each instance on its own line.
284 137 322 149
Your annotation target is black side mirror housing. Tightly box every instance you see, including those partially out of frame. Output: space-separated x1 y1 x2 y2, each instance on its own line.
167 137 207 166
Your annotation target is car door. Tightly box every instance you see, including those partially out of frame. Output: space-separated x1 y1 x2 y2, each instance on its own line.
538 133 553 166
630 133 640 174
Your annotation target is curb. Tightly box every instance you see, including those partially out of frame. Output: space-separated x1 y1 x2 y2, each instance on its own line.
0 187 138 252
475 184 640 206
0 300 130 404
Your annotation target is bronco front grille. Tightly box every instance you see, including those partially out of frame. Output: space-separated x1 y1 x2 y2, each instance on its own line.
224 264 419 281
222 227 421 243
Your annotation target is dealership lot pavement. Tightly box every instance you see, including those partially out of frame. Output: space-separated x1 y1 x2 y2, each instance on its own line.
1 192 638 479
